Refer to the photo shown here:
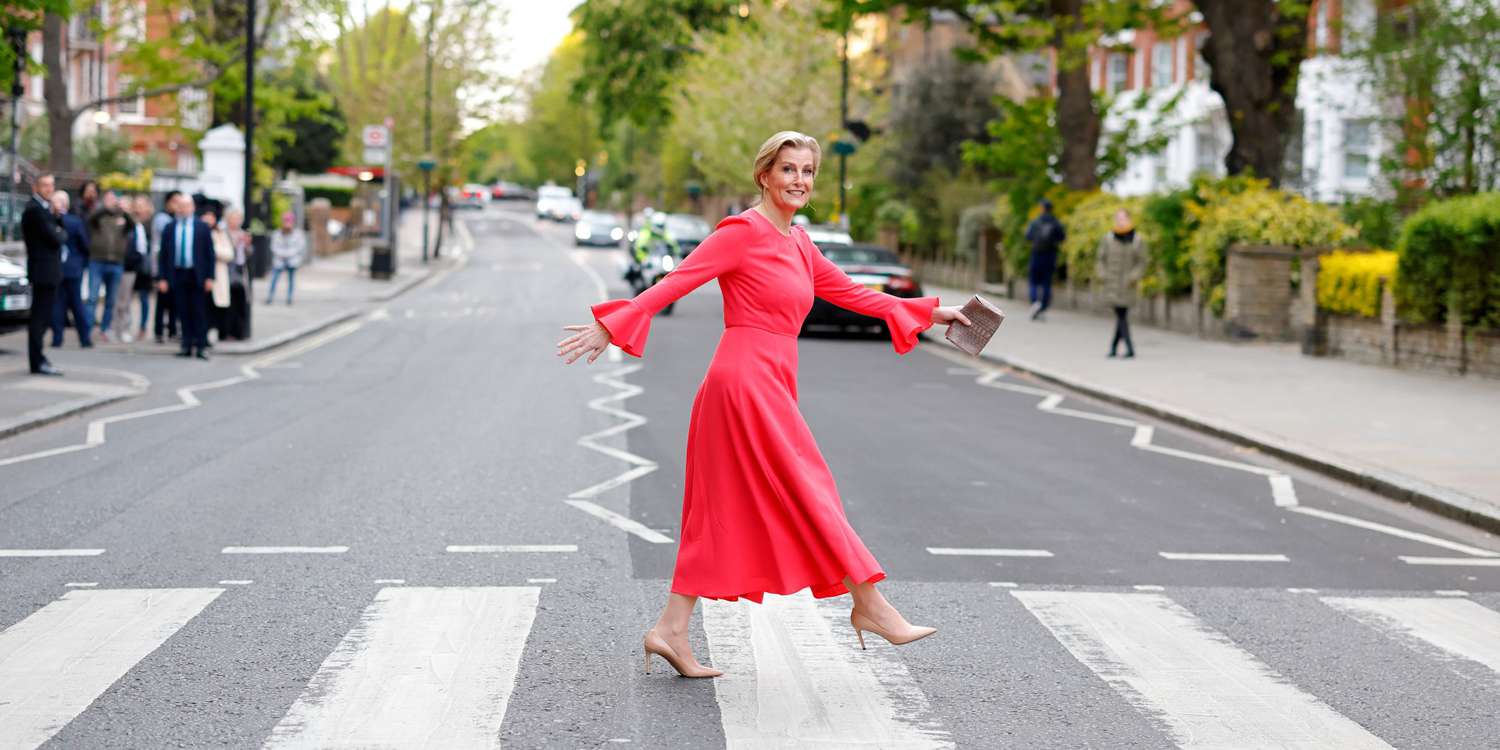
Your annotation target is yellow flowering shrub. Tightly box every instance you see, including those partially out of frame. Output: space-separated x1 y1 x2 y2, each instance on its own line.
1186 180 1356 291
1317 250 1398 317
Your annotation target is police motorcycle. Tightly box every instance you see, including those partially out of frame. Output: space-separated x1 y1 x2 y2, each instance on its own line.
622 215 682 315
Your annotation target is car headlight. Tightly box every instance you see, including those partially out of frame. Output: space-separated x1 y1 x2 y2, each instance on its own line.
661 255 675 272
576 226 592 240
610 227 624 241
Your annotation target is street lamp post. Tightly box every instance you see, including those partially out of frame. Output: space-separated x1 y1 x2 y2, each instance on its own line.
6 30 25 242
838 26 848 227
422 4 435 265
244 0 255 231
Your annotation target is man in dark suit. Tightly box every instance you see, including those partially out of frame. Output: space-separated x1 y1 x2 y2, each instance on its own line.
20 174 65 375
51 190 94 349
157 193 215 360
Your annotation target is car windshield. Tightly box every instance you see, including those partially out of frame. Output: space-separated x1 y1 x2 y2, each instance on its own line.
820 245 902 265
581 211 617 224
666 215 711 239
538 186 572 199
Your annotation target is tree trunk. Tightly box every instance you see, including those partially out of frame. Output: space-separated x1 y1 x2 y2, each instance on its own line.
42 12 74 173
1194 0 1308 186
1052 0 1100 190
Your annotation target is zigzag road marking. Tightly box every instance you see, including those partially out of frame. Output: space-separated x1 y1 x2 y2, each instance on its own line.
566 363 668 544
0 320 365 469
922 343 1492 558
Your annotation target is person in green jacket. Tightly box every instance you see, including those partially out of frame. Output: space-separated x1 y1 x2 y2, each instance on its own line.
1094 209 1147 358
86 191 131 341
632 212 680 265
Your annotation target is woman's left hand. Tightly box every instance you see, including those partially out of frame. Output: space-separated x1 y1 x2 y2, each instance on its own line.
931 305 971 327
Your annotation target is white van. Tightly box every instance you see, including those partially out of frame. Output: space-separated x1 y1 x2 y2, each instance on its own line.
535 185 574 220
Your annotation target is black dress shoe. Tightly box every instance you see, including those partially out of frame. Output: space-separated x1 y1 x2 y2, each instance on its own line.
31 363 64 376
195 350 210 360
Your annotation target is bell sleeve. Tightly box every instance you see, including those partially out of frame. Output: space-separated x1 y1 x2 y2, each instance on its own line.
809 241 937 355
590 216 751 358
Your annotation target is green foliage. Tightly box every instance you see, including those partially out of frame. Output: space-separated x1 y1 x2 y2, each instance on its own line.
876 198 919 243
1055 191 1146 286
885 54 999 191
1339 196 1402 250
1317 250 1397 318
571 0 742 132
1185 178 1354 291
1140 189 1194 296
0 1 70 93
520 33 603 188
302 185 355 208
1395 192 1500 327
954 204 996 265
75 129 136 176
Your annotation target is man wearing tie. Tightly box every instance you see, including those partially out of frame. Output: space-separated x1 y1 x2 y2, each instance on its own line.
157 194 215 360
20 174 66 375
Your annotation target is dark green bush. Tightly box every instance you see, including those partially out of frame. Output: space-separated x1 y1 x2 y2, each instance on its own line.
1340 196 1402 249
303 185 356 208
1396 192 1500 327
1141 189 1194 296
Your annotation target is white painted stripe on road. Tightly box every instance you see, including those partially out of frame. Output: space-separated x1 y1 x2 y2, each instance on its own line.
1159 552 1289 562
1434 590 1469 597
373 579 405 584
527 578 557 583
0 548 105 557
0 588 223 748
1323 596 1500 675
63 582 97 588
1288 506 1500 557
1399 556 1500 567
218 580 253 585
446 544 577 553
1013 591 1393 749
702 592 953 749
565 499 674 543
988 581 1018 588
1132 585 1165 591
262 586 539 750
1287 588 1321 594
927 547 1053 557
221 546 348 554
1269 474 1299 507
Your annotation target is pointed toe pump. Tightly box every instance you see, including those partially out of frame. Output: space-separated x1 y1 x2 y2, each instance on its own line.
850 609 938 650
643 630 723 678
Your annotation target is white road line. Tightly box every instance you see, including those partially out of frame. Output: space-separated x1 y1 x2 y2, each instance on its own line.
262 586 539 750
702 591 953 749
1159 552 1289 562
1323 596 1500 675
1287 588 1321 594
1132 585 1165 591
0 588 223 748
373 579 405 584
63 582 98 588
1398 556 1500 567
0 548 105 557
1433 590 1469 597
0 320 364 468
527 578 557 583
564 499 673 543
927 547 1053 557
446 544 577 553
1288 506 1500 558
218 580 254 585
569 364 658 499
221 546 349 554
988 581 1019 588
1013 591 1393 749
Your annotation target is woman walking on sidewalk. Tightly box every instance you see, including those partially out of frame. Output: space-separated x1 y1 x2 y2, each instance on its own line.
557 131 972 678
1095 209 1147 358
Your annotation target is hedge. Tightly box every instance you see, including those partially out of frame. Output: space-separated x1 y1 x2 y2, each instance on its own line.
1318 250 1397 318
303 185 356 208
1395 192 1500 328
1057 191 1145 286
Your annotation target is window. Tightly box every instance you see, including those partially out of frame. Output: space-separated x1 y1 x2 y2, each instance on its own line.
1195 121 1221 175
1152 42 1173 88
117 75 139 114
1343 119 1373 179
116 1 146 45
1107 53 1128 93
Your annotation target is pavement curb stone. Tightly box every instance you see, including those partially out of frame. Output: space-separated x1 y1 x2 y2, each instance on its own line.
0 389 137 442
950 342 1500 535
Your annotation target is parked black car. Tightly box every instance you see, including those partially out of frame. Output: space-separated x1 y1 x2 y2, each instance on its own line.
802 243 923 334
0 255 32 332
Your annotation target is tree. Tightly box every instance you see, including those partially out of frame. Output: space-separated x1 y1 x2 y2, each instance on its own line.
520 33 602 188
0 1 68 92
1192 0 1311 186
268 71 346 176
884 53 1000 191
1350 0 1500 198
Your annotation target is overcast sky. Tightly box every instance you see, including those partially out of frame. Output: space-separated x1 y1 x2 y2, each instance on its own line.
490 0 582 120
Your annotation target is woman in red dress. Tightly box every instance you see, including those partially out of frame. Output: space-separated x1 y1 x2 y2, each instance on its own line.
558 131 972 678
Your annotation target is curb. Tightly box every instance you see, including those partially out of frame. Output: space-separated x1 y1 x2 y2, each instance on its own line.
0 390 135 442
953 343 1500 535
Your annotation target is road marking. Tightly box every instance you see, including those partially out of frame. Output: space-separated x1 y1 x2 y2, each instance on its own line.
218 580 254 585
1323 596 1500 674
927 547 1054 557
63 582 98 587
1013 591 1393 749
1159 552 1289 562
262 586 539 749
1287 588 1321 593
570 364 658 499
988 581 1019 588
221 546 349 554
0 321 363 468
527 578 557 583
0 588 223 748
702 591 953 749
1287 506 1499 557
0 548 105 557
1399 556 1500 567
373 578 405 584
446 544 577 553
564 499 673 544
1433 590 1469 597
1132 585 1165 591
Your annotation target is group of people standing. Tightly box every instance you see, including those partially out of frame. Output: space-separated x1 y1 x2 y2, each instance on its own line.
1024 199 1147 358
19 174 261 375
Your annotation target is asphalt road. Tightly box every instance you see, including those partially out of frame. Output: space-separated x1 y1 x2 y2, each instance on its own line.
1 202 1497 749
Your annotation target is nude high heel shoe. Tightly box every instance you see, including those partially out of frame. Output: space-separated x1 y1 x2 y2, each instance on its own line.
643 629 723 678
850 609 937 650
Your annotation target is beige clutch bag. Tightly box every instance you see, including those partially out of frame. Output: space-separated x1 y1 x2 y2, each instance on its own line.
943 295 1004 356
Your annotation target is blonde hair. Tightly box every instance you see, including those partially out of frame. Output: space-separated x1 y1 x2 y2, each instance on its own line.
752 131 822 195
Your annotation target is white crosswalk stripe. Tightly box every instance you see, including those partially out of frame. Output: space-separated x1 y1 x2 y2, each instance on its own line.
1012 590 1395 749
261 586 540 750
701 591 953 749
0 588 223 750
1323 596 1500 675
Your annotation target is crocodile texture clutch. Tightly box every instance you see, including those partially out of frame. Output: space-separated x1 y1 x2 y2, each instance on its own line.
943 295 1004 356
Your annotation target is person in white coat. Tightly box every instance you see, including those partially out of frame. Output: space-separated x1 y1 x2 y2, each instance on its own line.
203 210 234 341
266 210 305 305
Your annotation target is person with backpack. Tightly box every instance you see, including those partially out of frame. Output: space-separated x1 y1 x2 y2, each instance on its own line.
1024 199 1066 321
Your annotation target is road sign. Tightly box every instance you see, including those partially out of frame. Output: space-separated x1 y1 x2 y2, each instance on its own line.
832 139 857 156
417 158 436 172
362 125 389 148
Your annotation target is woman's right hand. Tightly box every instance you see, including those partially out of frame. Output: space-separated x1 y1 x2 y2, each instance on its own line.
557 321 611 365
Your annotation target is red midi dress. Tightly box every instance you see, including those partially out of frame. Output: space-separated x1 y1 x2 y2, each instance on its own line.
591 209 938 603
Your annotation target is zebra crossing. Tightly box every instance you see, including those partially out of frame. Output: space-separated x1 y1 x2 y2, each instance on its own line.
1 584 1497 749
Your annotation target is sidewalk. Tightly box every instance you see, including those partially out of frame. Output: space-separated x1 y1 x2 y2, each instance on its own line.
0 209 458 435
925 283 1500 532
